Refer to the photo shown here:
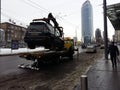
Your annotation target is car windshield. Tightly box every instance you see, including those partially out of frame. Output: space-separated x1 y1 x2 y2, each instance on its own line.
27 22 48 32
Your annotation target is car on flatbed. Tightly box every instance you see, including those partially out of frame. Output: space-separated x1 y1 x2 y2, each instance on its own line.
24 21 64 49
24 13 64 49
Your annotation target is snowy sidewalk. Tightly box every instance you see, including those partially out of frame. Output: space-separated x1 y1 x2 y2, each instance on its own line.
0 47 47 56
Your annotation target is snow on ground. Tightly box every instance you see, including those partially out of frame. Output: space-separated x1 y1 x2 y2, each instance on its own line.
0 47 47 55
0 46 83 56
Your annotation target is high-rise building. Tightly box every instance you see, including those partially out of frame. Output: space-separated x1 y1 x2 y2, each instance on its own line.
95 28 102 39
95 28 103 44
81 0 93 45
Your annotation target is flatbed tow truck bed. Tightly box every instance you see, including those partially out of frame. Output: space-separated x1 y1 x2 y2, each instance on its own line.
18 49 74 70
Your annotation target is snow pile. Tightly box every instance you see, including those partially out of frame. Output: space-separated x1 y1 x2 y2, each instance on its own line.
0 47 47 55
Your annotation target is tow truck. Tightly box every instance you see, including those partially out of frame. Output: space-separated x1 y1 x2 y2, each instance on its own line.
19 13 76 70
19 37 75 70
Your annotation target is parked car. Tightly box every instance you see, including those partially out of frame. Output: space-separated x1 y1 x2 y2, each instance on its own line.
100 44 104 49
86 45 97 53
81 44 87 49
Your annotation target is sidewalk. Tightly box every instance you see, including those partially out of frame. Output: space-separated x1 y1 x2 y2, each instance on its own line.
87 57 120 90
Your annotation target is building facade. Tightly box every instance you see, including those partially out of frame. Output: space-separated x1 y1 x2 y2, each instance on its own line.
1 22 26 47
81 0 93 45
114 30 120 42
0 29 5 47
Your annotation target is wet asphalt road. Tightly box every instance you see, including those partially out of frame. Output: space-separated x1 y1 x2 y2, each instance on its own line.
0 46 83 76
0 55 32 75
0 47 103 90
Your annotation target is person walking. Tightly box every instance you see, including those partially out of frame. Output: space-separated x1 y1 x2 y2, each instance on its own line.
108 42 119 68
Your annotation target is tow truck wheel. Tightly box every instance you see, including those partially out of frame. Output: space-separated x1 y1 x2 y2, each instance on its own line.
68 46 74 60
69 55 73 60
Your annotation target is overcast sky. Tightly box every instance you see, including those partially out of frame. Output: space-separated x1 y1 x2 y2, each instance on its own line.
1 0 120 40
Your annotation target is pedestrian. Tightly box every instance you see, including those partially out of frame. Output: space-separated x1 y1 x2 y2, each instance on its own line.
108 42 119 68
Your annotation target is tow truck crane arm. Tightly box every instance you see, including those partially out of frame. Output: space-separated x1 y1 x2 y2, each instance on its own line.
33 13 63 37
48 13 63 37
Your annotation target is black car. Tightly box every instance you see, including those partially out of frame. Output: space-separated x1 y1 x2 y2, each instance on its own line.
24 21 64 49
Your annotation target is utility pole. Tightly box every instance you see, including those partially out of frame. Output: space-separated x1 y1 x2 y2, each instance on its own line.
0 0 1 52
0 0 1 29
103 0 108 60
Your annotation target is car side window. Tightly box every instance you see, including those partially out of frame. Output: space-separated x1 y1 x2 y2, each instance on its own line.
46 24 54 34
55 29 60 37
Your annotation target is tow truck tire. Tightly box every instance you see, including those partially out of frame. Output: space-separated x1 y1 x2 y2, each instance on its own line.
68 46 74 60
69 55 73 60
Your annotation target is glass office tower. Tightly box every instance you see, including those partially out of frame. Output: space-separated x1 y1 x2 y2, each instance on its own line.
81 0 93 45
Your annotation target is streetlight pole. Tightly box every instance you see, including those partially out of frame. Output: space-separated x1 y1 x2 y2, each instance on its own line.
103 0 108 60
0 0 1 29
0 0 1 53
